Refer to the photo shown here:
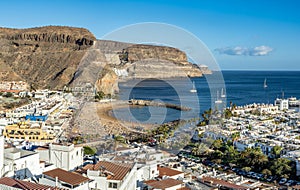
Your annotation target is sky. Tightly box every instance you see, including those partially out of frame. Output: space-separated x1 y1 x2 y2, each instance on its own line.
1 0 300 70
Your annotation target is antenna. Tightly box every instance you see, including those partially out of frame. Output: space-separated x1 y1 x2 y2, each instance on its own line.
281 90 285 99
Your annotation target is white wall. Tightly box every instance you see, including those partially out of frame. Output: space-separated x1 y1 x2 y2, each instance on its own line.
40 177 89 190
0 136 4 177
136 163 158 182
49 144 83 171
4 150 41 179
87 164 137 190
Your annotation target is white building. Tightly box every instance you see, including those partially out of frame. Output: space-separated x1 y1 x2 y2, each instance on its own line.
3 147 41 179
34 90 49 99
36 143 83 171
83 161 137 190
40 168 90 190
136 161 159 183
274 98 289 110
0 135 4 177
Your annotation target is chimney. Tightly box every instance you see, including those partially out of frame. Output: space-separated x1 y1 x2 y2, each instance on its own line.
55 176 58 187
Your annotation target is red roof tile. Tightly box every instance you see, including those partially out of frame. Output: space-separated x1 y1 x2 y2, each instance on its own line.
144 178 183 189
0 177 62 190
43 168 89 186
83 161 133 181
177 187 191 190
202 176 248 190
0 89 21 93
158 166 184 178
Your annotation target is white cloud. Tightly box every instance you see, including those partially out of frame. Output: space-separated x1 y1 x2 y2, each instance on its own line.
215 45 273 56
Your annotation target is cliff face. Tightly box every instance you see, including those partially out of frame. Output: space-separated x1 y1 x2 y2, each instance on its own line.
0 27 210 94
109 42 204 78
95 66 119 95
0 26 95 89
126 44 189 65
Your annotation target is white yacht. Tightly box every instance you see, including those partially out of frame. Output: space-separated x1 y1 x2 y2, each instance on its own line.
190 81 197 93
215 90 223 104
221 88 226 98
264 78 268 88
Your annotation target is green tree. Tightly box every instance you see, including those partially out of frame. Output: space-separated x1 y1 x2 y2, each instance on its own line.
272 145 283 158
83 146 97 155
191 143 209 156
242 167 252 172
231 132 240 146
224 108 233 119
270 158 292 178
3 92 13 98
262 168 272 176
224 145 239 164
95 91 105 100
199 108 213 125
212 139 223 150
209 150 223 160
239 147 268 170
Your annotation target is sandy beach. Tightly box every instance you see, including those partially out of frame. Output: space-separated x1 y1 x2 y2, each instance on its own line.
96 100 155 135
72 100 156 137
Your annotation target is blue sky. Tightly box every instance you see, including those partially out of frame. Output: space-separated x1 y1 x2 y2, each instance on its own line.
1 0 299 70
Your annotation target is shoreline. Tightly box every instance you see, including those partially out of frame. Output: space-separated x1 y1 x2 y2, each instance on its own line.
96 101 157 135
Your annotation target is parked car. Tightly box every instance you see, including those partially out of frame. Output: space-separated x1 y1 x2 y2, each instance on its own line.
251 172 259 179
237 170 247 176
256 173 264 180
247 171 255 178
223 165 230 171
285 180 295 186
266 175 275 182
279 178 287 185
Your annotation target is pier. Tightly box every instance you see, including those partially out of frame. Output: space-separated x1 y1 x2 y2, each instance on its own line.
129 99 191 111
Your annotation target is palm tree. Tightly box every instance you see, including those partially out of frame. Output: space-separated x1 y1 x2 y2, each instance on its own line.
224 145 239 164
212 139 223 150
262 168 272 176
191 143 209 156
239 147 268 170
270 158 292 178
231 132 240 146
272 145 283 158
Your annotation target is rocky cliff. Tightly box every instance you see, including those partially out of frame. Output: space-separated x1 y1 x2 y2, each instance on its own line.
126 44 189 65
0 26 95 89
97 40 205 79
0 26 210 94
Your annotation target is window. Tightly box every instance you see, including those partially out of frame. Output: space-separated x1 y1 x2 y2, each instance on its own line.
109 182 118 188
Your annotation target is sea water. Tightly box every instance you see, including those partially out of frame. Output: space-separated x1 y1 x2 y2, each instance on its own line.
112 71 300 124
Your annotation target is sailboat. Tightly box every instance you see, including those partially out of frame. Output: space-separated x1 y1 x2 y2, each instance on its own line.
221 88 226 98
263 78 268 88
190 81 197 93
215 90 223 104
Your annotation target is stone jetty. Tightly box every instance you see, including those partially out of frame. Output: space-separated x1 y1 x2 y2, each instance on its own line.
129 99 191 111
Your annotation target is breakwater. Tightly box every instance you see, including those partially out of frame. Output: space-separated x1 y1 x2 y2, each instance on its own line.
129 99 191 111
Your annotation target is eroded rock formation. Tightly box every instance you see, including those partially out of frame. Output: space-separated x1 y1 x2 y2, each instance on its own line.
0 27 210 95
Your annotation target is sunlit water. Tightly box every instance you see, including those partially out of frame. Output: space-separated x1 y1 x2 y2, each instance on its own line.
112 71 300 124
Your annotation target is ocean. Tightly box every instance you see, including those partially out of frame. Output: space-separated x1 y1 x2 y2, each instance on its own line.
112 71 300 124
